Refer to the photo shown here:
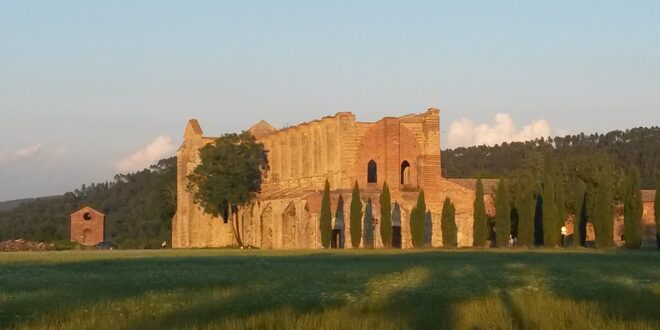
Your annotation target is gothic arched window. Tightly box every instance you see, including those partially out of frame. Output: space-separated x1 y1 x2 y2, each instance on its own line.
401 161 411 185
367 160 378 183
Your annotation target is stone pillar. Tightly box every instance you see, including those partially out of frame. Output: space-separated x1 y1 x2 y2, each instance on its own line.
281 136 289 180
302 129 310 179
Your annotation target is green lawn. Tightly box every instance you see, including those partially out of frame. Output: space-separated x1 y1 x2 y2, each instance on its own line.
0 249 658 330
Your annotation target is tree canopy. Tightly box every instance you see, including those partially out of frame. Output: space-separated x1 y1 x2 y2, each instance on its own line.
320 180 332 248
0 158 176 248
379 182 392 247
350 181 363 248
186 131 268 247
442 127 660 189
494 179 510 248
410 190 426 248
441 197 457 248
623 168 643 249
472 179 488 247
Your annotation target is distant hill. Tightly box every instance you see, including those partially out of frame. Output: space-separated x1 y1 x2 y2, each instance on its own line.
441 127 660 189
0 196 59 212
0 198 34 212
0 157 175 248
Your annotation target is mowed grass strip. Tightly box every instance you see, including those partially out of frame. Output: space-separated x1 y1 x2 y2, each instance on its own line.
0 249 658 329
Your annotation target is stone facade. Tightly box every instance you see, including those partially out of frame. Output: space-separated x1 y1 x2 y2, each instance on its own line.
172 109 491 249
70 206 105 246
171 109 657 249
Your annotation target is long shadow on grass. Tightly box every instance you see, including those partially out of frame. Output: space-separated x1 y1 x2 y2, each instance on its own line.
0 250 658 329
539 250 660 323
0 252 439 328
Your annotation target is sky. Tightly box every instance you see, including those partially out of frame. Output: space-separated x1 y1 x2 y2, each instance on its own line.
1 1 659 201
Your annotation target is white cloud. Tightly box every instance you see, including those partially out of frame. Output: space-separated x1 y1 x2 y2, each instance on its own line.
447 113 554 148
0 143 44 164
116 136 176 173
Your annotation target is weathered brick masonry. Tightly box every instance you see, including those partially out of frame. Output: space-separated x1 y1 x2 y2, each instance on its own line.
172 109 657 248
70 206 105 246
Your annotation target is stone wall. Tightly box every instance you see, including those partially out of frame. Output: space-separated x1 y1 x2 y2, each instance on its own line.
172 109 657 250
173 109 459 249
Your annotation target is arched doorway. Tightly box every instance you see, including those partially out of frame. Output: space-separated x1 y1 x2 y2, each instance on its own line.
367 160 377 183
261 205 273 249
82 229 91 245
400 161 411 185
392 203 402 248
282 202 297 249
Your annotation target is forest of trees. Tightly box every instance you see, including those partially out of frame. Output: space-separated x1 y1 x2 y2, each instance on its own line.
442 127 660 189
0 157 176 248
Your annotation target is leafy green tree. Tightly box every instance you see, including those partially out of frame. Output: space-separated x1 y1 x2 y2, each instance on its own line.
379 182 392 247
494 179 510 247
472 179 488 247
363 198 374 248
594 170 614 248
573 180 587 247
516 177 536 247
441 197 457 248
410 190 426 248
187 132 268 247
442 127 660 190
623 168 643 249
334 194 345 248
320 180 332 248
542 176 559 247
350 181 363 248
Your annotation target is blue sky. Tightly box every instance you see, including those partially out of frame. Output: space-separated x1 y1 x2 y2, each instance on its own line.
1 1 659 201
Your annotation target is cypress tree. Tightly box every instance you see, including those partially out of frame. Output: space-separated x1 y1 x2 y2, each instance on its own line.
542 176 559 247
363 198 374 248
424 210 433 246
320 180 332 248
555 179 566 246
623 168 643 249
379 182 392 247
335 194 345 248
494 178 510 247
472 179 488 247
450 203 457 246
410 190 426 247
573 180 587 247
594 171 614 248
533 182 544 246
516 178 536 247
350 180 363 248
392 202 402 248
441 197 457 248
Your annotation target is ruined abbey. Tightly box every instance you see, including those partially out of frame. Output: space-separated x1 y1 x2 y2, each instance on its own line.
171 109 657 249
172 109 493 249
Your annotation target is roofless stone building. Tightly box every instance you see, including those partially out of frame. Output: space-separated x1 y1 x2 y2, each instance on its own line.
172 108 492 249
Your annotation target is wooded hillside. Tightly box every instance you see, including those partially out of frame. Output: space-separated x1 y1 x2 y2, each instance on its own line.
442 127 660 189
0 158 176 248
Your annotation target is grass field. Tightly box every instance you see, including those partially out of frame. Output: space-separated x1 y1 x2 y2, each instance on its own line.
0 249 658 330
